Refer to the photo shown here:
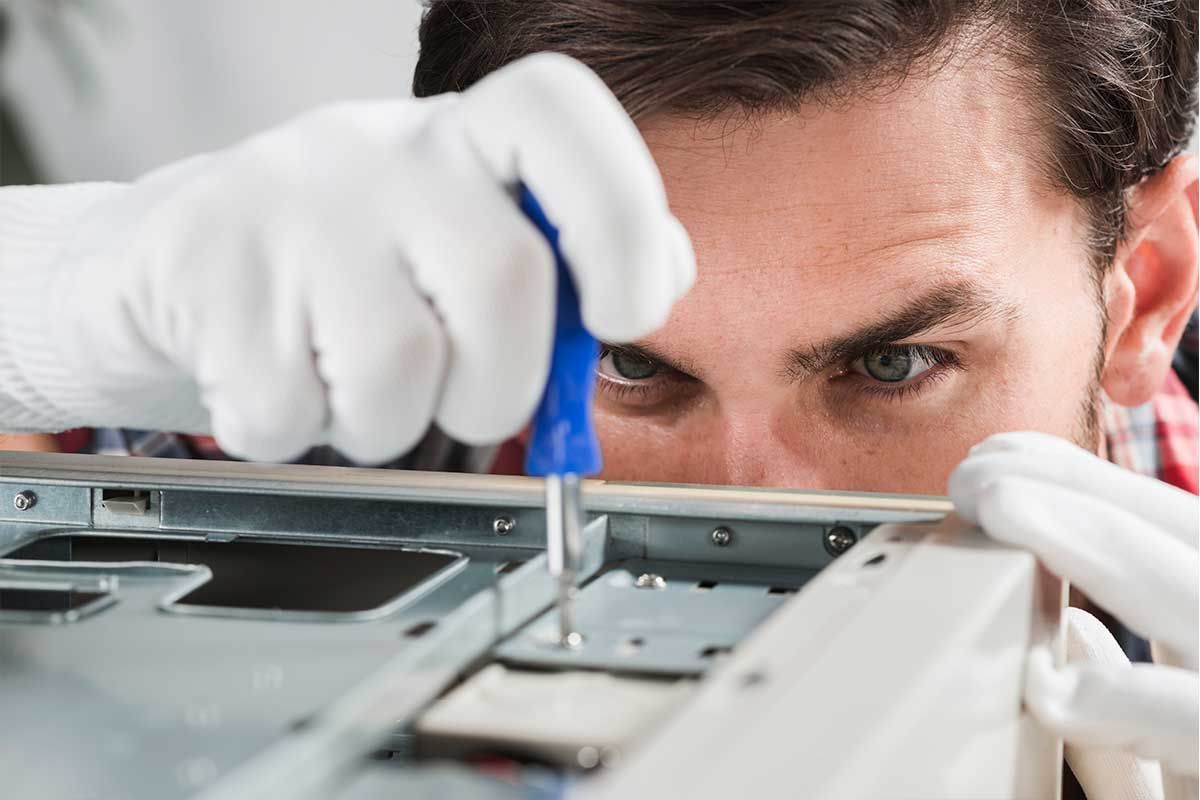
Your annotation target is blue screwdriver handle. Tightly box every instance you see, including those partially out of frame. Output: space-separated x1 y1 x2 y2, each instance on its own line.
519 184 603 478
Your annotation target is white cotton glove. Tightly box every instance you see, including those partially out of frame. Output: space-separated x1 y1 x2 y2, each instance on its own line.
8 53 693 462
949 431 1199 800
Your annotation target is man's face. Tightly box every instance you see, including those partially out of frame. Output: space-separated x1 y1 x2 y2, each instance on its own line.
594 61 1106 494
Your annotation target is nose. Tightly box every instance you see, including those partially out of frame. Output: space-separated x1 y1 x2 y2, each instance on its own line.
715 415 828 489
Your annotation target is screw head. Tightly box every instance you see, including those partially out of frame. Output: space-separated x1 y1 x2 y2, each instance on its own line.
634 573 667 590
823 525 858 557
710 526 733 547
492 515 516 535
12 490 36 512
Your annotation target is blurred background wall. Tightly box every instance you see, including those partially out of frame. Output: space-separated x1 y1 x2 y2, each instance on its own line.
1 0 423 183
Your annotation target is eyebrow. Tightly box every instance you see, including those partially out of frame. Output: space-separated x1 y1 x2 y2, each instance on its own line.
781 280 1020 380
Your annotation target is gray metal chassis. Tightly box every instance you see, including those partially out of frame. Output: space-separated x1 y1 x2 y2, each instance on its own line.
0 452 1061 799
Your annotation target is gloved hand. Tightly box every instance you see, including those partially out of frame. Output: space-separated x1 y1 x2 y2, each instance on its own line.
29 53 694 462
949 431 1198 800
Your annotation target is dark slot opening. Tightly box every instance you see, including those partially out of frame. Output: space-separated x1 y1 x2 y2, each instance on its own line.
699 645 732 658
0 588 105 613
862 553 887 568
404 621 437 638
766 586 797 595
694 580 718 590
6 536 457 613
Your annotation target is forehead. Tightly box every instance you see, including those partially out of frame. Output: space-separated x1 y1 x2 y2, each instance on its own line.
639 55 1081 275
635 57 1089 362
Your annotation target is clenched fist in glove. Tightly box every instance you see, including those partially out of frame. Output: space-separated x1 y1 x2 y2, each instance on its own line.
950 432 1198 800
0 53 694 462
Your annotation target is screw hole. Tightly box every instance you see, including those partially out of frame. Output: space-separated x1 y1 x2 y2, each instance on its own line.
617 637 644 657
287 714 314 733
700 646 732 658
739 669 767 688
403 621 437 638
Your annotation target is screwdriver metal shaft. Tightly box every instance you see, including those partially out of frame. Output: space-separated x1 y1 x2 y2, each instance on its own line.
545 473 584 645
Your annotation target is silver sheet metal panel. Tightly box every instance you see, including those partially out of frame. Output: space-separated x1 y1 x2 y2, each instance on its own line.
0 452 1058 799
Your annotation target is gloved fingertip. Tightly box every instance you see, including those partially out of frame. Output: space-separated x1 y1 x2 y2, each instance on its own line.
436 403 530 449
1023 646 1074 729
946 459 995 524
666 214 697 300
212 420 311 464
206 391 325 464
968 431 1028 457
972 477 1056 548
562 214 683 342
580 275 676 342
968 430 1086 459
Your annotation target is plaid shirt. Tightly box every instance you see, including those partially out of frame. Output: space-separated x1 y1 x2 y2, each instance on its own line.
1103 369 1198 494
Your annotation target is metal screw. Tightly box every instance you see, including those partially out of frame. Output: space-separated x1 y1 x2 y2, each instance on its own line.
634 573 667 590
492 515 516 535
12 491 36 512
710 526 733 547
824 525 858 557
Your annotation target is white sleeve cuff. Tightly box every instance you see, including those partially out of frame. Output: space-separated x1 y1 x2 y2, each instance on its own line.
0 182 126 431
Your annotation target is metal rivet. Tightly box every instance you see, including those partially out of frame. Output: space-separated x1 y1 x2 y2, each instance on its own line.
634 573 666 590
824 525 858 557
710 526 733 547
577 745 601 769
12 491 36 512
492 515 516 535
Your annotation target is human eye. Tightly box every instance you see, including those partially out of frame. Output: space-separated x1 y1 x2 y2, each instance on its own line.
599 346 661 382
840 344 962 401
595 345 693 408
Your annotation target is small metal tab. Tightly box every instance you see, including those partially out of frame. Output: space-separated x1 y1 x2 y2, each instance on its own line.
634 573 666 590
101 491 149 515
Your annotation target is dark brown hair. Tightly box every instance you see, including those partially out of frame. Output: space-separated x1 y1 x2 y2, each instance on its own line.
413 0 1197 266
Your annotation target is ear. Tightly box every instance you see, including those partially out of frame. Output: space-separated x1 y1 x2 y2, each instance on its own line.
1100 154 1199 407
